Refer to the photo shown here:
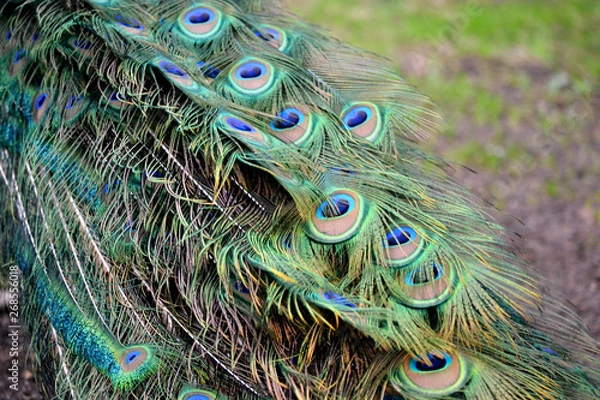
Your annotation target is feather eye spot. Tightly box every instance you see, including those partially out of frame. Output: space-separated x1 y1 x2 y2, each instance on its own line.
5 30 11 41
269 106 312 144
271 108 303 130
64 94 86 120
119 346 152 373
197 61 220 79
115 15 144 30
185 8 214 24
220 115 269 146
341 103 382 141
236 62 266 79
330 166 356 176
541 347 559 356
537 345 575 369
65 95 83 110
393 351 469 396
255 28 280 42
159 61 187 78
264 28 281 41
309 190 365 243
386 226 416 247
32 92 50 122
411 353 449 372
106 91 129 108
225 117 254 132
13 49 26 63
31 32 38 42
282 233 292 249
383 395 403 400
398 261 454 307
230 280 253 303
180 390 217 400
179 6 222 38
255 26 288 51
35 93 48 110
103 180 120 195
143 171 165 180
186 395 211 400
230 59 274 94
158 60 194 87
73 37 92 50
407 263 442 285
383 226 423 267
316 194 354 219
124 221 137 232
124 350 141 365
344 108 369 128
233 281 250 294
322 291 356 308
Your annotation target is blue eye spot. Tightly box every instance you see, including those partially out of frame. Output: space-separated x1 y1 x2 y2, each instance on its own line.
255 28 280 41
233 281 250 294
124 350 141 365
383 395 404 400
385 227 416 247
66 95 83 109
541 347 559 356
13 49 26 63
197 61 221 79
235 61 267 80
5 30 12 41
205 66 220 78
145 171 165 179
316 194 355 219
159 61 188 78
31 32 38 42
124 221 137 232
187 395 211 400
108 91 129 103
35 93 48 110
73 37 92 50
270 108 303 130
330 166 356 176
343 106 372 128
115 15 144 30
407 263 442 286
184 8 215 25
411 353 450 372
282 234 292 249
225 117 255 132
103 180 120 194
322 291 356 308
265 28 280 40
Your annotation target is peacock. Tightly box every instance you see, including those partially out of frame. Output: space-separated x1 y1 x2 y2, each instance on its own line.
0 0 598 399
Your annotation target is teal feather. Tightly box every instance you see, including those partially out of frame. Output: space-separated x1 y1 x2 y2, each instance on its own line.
0 0 598 399
30 268 159 391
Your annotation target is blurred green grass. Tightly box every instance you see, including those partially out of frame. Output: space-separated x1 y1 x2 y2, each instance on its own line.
287 0 600 76
287 0 599 178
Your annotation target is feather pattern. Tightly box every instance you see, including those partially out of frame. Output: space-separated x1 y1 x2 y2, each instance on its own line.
0 0 598 399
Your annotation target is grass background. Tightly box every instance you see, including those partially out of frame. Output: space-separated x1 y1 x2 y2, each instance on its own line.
287 0 600 339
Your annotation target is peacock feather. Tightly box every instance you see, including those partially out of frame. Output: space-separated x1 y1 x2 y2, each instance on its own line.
0 0 598 399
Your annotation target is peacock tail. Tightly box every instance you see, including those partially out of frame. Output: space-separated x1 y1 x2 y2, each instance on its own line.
0 0 598 399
